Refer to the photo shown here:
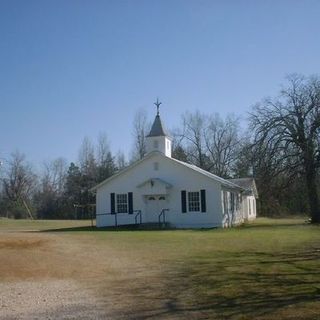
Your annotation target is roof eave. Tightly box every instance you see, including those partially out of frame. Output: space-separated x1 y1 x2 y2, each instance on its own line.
90 151 160 192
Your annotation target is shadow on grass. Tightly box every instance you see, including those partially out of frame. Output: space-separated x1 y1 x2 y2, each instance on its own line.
39 220 315 233
40 226 102 232
40 224 176 233
115 248 320 320
241 222 310 230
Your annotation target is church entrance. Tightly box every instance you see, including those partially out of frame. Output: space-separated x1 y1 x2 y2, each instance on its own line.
145 195 167 223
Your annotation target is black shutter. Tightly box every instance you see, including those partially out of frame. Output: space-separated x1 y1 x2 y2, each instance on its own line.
201 189 206 212
181 190 187 213
128 192 133 214
110 193 115 214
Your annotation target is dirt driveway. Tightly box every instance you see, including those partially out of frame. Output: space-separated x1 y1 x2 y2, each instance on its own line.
0 229 177 320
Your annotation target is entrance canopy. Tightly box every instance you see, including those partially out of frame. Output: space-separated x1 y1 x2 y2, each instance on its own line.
137 178 172 196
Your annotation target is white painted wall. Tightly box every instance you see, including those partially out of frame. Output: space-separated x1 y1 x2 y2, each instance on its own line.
221 188 244 227
145 136 172 157
95 152 225 228
242 195 257 221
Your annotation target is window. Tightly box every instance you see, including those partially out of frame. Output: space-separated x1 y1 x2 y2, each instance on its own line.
153 162 159 171
188 192 200 212
236 194 241 211
148 196 156 200
166 140 170 149
159 196 166 200
116 194 128 213
223 191 228 214
230 192 235 212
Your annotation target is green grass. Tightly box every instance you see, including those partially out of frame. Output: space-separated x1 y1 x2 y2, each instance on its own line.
0 217 319 319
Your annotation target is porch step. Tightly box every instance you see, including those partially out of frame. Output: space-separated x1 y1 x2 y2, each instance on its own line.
103 222 173 230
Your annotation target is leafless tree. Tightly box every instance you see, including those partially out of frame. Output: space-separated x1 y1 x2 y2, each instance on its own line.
95 133 116 181
250 74 320 223
179 111 241 176
204 114 240 177
96 132 110 166
180 111 207 169
3 151 36 201
41 157 67 196
78 136 96 179
2 151 37 218
34 157 68 219
132 109 150 160
116 150 127 170
171 128 189 162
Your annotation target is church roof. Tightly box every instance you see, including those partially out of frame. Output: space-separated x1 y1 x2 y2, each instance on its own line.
228 178 259 198
171 158 243 190
146 115 168 137
90 151 244 191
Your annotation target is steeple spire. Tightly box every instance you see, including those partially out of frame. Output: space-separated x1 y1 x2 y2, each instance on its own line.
146 99 172 157
146 99 168 137
154 98 162 116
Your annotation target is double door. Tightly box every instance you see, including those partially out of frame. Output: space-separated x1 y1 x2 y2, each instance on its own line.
146 195 166 223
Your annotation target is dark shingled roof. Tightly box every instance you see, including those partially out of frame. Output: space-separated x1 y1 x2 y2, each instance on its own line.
228 177 259 198
146 114 168 137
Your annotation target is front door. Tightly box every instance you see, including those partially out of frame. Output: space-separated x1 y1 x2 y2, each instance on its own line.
146 195 167 223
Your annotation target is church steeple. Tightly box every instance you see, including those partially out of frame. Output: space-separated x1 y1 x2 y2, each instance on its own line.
146 99 172 157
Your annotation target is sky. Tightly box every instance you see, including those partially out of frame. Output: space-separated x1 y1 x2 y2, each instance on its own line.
1 0 320 169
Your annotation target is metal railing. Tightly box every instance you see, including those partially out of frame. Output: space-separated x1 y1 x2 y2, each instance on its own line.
96 212 118 227
96 210 142 227
158 208 169 226
134 210 142 225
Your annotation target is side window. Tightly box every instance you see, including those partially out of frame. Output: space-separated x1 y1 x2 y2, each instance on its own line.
223 191 228 213
188 192 200 212
230 192 235 212
116 194 128 213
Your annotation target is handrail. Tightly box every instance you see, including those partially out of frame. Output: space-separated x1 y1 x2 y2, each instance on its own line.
134 210 142 224
158 208 169 226
96 212 117 227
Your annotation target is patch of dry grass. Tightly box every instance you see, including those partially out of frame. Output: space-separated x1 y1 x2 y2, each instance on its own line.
0 238 47 249
0 218 319 319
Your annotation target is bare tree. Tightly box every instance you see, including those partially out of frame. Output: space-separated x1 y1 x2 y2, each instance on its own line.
250 74 320 223
41 157 67 196
95 133 116 181
78 136 97 180
179 111 241 176
116 150 127 170
2 151 37 218
132 109 150 161
204 114 240 177
180 111 207 169
35 157 67 219
96 132 110 166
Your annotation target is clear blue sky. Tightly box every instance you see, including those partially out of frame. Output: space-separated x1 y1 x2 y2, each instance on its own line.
1 0 319 168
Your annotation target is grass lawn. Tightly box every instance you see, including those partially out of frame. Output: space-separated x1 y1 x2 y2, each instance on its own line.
0 217 319 319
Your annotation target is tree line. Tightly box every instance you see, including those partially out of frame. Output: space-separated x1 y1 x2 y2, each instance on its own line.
0 74 319 223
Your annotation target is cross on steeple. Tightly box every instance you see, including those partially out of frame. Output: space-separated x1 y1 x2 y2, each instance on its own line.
154 98 162 115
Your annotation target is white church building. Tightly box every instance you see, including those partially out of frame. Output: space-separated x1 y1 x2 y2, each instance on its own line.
92 102 258 229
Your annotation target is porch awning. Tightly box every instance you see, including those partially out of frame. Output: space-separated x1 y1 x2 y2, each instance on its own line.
136 178 172 195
